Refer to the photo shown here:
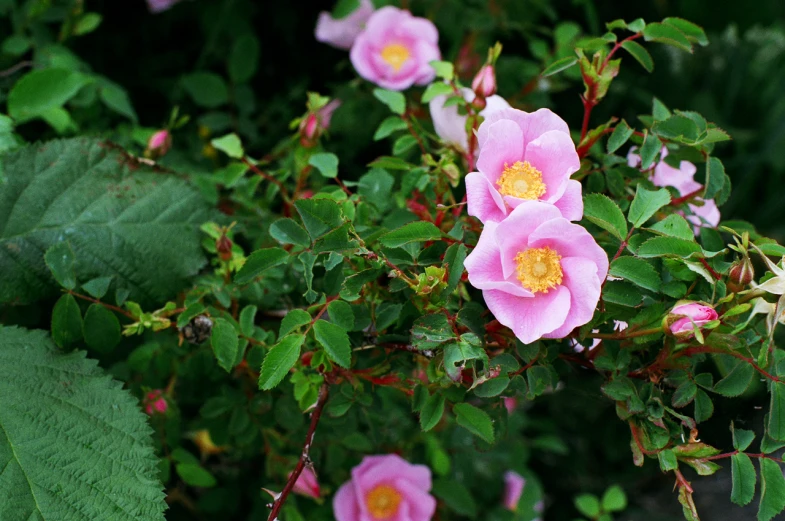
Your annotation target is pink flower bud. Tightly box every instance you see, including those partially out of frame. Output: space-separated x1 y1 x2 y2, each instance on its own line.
292 467 321 499
502 471 525 511
146 130 172 158
144 390 168 415
503 397 517 414
667 302 718 338
729 257 755 290
300 114 319 146
472 64 497 98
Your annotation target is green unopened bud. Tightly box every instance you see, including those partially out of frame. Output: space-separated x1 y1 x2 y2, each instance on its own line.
728 256 754 292
414 266 447 296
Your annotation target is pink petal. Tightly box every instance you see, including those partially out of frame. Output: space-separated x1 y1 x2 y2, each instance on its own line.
481 95 511 115
495 202 565 279
652 159 698 195
334 481 360 521
411 40 441 85
464 220 531 297
503 471 525 511
314 0 374 50
429 92 469 151
686 198 720 232
465 172 508 224
543 257 601 338
477 108 570 149
527 219 609 280
552 179 583 221
394 478 438 521
476 119 525 185
523 130 579 202
352 454 431 494
484 285 571 344
402 16 439 44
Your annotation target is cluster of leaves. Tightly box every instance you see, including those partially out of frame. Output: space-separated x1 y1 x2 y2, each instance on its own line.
2 1 785 521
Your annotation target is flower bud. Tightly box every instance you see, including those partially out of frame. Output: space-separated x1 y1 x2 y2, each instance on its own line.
728 257 755 291
470 94 487 111
664 302 718 339
145 130 172 159
502 471 525 511
216 235 233 261
291 467 321 499
144 389 168 415
472 64 497 98
299 114 319 147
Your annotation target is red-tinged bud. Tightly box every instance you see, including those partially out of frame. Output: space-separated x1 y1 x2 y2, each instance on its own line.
300 114 319 148
300 351 314 366
470 94 486 111
145 130 172 159
472 64 497 98
728 257 755 292
144 390 168 415
216 235 233 261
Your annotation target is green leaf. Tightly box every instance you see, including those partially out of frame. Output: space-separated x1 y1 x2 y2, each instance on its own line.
637 236 701 258
239 305 257 336
181 72 229 108
373 88 406 115
358 168 395 211
211 133 244 159
663 17 708 46
733 424 756 452
211 318 240 372
313 320 351 368
694 389 714 422
621 40 653 72
259 334 305 390
235 247 288 284
704 157 726 200
658 449 678 471
332 0 360 18
327 300 355 331
607 120 635 154
652 115 701 143
98 79 138 123
0 327 166 520
648 214 694 240
731 453 756 506
628 186 671 227
432 478 477 517
374 116 408 140
420 393 445 431
393 135 418 156
51 293 83 348
309 152 339 179
759 458 785 521
714 361 754 397
73 12 102 35
294 198 344 239
82 304 121 353
768 382 785 441
429 60 455 80
575 494 601 517
0 139 213 306
81 276 113 299
7 68 91 123
176 463 217 488
412 314 455 350
379 221 442 248
542 56 578 77
583 194 627 240
453 403 495 444
672 380 697 407
228 33 260 83
443 243 468 295
602 485 628 512
643 22 693 53
421 82 454 103
270 218 311 247
609 256 661 292
639 130 661 169
44 241 77 290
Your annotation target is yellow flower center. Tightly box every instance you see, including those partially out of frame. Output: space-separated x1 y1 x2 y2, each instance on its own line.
515 247 563 293
497 161 546 200
366 484 403 519
380 44 411 72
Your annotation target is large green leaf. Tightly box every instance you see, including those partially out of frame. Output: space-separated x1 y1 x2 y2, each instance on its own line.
0 138 214 305
0 326 165 520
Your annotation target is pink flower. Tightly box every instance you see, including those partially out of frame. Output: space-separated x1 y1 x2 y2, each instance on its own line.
464 202 608 344
349 7 441 91
503 397 517 414
292 467 321 499
627 147 720 233
146 130 172 158
144 390 168 415
668 302 718 338
315 0 374 50
472 64 497 98
466 108 583 223
503 471 525 511
429 87 510 152
333 454 436 521
147 0 179 13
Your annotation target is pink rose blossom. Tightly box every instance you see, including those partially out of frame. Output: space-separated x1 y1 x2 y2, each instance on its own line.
429 87 509 153
466 108 583 223
349 7 441 91
333 454 436 521
147 0 179 13
292 467 321 499
146 130 172 158
315 0 374 50
144 390 168 415
300 99 342 147
472 64 497 98
627 147 720 233
668 302 718 337
464 202 609 344
503 471 525 511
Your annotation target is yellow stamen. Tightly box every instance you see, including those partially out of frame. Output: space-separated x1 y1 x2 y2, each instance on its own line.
380 44 411 72
497 161 546 200
366 484 403 519
514 247 563 293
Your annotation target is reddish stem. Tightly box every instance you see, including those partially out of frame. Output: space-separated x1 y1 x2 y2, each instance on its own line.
68 291 134 319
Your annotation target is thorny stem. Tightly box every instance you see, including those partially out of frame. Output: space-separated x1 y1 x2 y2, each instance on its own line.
266 383 330 521
704 451 785 463
404 112 428 156
242 157 291 204
674 468 693 494
671 187 704 206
